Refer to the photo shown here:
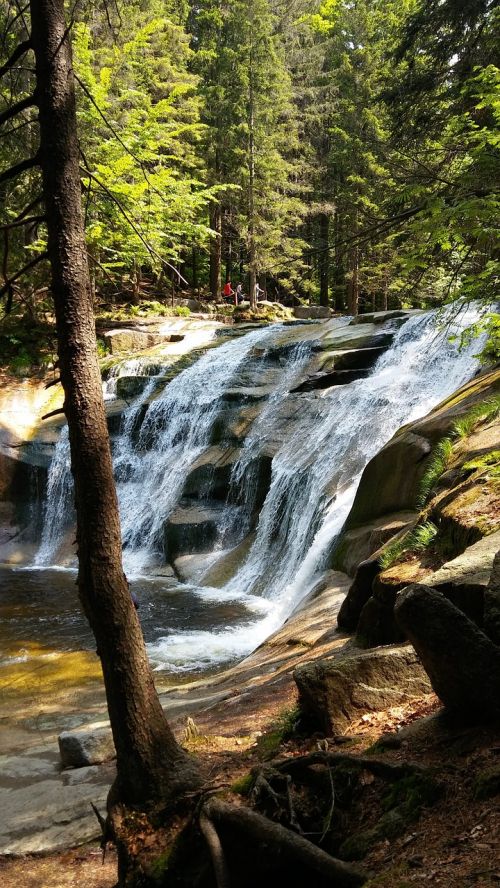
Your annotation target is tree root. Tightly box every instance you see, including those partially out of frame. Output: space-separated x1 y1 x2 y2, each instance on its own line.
199 810 230 888
202 797 367 888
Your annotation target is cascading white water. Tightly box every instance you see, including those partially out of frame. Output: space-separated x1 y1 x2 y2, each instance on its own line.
34 426 72 566
147 307 483 670
35 307 483 673
35 325 306 572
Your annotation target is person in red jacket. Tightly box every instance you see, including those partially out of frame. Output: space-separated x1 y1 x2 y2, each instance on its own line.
223 280 235 304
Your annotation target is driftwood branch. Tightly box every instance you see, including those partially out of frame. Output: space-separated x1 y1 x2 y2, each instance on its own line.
0 153 39 186
0 94 36 127
0 38 32 79
45 376 61 389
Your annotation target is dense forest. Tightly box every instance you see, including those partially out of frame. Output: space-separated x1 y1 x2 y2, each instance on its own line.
1 3 500 888
1 0 498 347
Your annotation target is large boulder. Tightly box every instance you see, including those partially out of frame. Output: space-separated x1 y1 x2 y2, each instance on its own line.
333 511 417 576
103 328 182 354
293 305 331 320
163 502 227 560
427 529 500 626
294 644 431 734
343 433 432 530
395 584 500 718
337 558 380 631
58 727 115 768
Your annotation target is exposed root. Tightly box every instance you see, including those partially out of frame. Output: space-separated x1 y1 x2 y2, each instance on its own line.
199 810 231 888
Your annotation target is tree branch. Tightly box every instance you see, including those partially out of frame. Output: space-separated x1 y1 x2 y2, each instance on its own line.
0 250 47 300
0 93 36 127
41 407 65 421
0 38 32 79
0 214 45 231
0 153 39 186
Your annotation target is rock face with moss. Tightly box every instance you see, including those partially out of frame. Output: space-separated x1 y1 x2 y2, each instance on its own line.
294 645 432 734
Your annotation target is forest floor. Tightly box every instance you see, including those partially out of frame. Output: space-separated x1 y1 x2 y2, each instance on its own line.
2 677 499 888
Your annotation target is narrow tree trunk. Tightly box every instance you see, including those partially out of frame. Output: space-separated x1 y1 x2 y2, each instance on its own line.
210 202 222 301
347 244 359 316
192 247 198 291
318 213 330 308
30 0 200 808
248 40 257 311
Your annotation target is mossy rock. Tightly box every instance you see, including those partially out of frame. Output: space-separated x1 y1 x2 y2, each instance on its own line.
339 773 441 861
473 766 500 800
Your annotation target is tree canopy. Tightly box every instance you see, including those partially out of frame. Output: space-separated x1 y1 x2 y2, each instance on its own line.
1 0 498 343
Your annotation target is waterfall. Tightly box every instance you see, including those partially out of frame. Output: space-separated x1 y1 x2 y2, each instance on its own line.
146 307 483 671
34 307 483 672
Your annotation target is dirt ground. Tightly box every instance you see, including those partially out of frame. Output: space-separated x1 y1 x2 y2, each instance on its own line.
2 684 499 888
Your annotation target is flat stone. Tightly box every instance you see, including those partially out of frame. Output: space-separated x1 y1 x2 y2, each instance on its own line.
429 530 500 591
0 762 115 854
294 645 432 734
58 727 115 768
293 306 331 320
427 530 500 624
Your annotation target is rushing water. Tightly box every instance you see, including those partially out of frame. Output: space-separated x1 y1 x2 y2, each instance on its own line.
29 308 482 674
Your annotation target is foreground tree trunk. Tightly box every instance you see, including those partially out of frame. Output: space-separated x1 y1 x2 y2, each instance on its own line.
30 0 200 808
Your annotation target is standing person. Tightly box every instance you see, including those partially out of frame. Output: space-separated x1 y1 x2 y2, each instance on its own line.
254 281 265 302
235 282 244 304
223 280 234 303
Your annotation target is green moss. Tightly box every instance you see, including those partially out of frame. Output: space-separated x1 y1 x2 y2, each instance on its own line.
382 774 442 816
148 847 172 880
256 706 300 758
473 766 500 800
462 449 500 476
231 773 254 796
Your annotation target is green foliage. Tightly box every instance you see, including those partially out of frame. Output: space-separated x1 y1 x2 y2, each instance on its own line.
255 706 300 758
417 439 455 508
0 314 56 374
451 395 500 440
379 521 439 570
73 8 216 284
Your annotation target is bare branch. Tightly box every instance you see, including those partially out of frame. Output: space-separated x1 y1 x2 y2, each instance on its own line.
0 153 39 186
45 376 61 389
0 39 32 79
0 93 36 127
41 407 65 421
0 250 47 300
0 214 45 231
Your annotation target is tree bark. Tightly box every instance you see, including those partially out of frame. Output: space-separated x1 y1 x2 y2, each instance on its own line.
318 213 330 308
30 0 200 808
248 39 257 311
209 202 222 301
